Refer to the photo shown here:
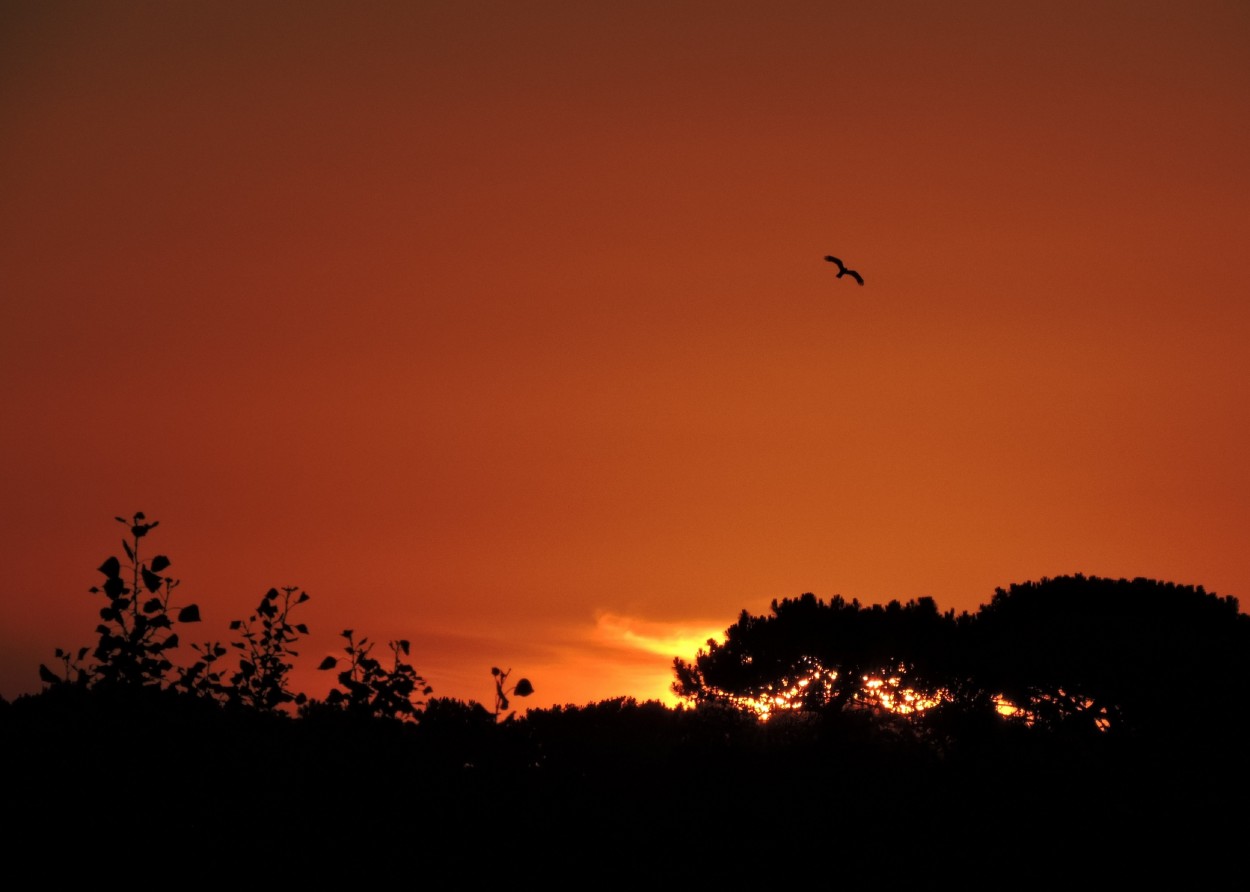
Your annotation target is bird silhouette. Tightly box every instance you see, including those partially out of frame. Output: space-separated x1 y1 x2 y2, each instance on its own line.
824 255 864 286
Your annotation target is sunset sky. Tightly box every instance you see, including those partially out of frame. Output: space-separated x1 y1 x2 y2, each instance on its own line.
3 1 1248 711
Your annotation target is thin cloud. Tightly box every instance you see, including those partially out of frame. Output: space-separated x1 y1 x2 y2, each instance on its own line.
592 611 725 660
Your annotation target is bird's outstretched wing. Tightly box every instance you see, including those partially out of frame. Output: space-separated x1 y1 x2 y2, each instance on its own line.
824 254 864 285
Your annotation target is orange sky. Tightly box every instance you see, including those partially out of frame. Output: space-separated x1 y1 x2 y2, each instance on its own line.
3 1 1248 711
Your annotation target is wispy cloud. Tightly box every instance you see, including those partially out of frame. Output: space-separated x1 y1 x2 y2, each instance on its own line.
590 611 724 661
378 610 728 709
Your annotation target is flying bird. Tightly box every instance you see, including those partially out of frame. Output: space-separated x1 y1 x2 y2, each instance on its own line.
824 255 864 286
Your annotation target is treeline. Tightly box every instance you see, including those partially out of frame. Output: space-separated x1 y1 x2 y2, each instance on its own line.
675 577 1250 743
4 513 1248 880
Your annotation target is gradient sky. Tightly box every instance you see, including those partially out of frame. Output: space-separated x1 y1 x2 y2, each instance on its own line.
3 1 1248 711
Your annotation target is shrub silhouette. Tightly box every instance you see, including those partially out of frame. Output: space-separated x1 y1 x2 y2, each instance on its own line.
41 512 201 690
313 630 432 721
177 586 313 713
226 586 311 711
490 665 533 723
38 512 450 725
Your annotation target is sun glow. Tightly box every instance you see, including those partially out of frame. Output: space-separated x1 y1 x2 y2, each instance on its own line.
593 612 724 660
725 658 952 721
862 675 947 715
588 612 726 705
730 680 1115 730
991 691 1113 732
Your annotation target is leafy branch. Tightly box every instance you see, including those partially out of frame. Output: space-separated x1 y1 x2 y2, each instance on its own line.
491 666 534 723
42 513 200 689
224 586 311 712
316 631 432 721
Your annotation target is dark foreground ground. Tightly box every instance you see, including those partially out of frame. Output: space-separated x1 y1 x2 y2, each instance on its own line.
4 691 1244 884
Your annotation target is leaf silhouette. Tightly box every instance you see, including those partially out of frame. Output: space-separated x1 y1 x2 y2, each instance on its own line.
132 521 157 538
177 604 201 623
142 567 163 593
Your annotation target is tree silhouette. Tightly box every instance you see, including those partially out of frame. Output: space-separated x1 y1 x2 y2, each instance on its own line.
673 592 963 717
962 574 1250 737
673 576 1250 747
